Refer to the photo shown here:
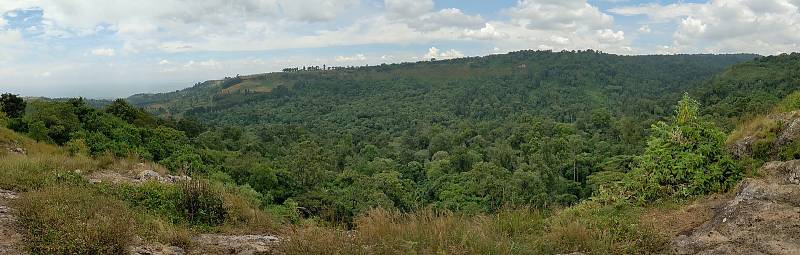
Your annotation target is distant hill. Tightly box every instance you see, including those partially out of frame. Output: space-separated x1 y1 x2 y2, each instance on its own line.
128 50 758 125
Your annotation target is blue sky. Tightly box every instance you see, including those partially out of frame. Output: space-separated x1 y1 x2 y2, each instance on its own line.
0 0 798 98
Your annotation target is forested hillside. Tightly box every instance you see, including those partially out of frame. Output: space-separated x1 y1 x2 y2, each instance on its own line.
124 51 762 220
4 51 800 254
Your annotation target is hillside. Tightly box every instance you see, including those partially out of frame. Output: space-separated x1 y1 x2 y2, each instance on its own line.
3 51 800 254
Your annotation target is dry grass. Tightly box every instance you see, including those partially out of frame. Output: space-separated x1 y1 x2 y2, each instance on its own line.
219 191 280 234
13 186 135 254
0 127 63 156
0 154 95 191
726 115 779 145
277 203 668 255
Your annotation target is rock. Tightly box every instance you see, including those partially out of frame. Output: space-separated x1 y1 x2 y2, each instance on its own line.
7 147 26 155
671 160 800 254
192 234 280 255
138 170 164 181
730 110 800 159
165 175 191 183
131 245 185 255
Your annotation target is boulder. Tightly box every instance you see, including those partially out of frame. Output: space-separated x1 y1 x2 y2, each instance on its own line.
671 160 800 254
138 170 164 181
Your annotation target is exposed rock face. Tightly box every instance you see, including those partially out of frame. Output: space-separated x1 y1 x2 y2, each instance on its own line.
672 160 800 254
192 234 280 255
0 190 25 255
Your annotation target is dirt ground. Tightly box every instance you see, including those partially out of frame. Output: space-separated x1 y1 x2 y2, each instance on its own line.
0 189 25 255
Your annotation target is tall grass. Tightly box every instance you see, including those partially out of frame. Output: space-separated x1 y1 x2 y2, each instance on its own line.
13 186 135 254
0 154 94 191
277 202 667 255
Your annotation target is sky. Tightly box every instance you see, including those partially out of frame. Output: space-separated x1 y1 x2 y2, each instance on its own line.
0 0 799 98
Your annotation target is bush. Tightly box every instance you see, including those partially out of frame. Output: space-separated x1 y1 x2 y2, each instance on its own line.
624 94 742 202
177 180 227 226
13 186 135 254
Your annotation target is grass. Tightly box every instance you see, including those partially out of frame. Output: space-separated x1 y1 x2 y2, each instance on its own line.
13 186 135 254
277 202 668 255
0 154 94 192
0 126 280 254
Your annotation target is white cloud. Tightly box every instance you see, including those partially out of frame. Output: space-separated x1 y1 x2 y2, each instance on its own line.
39 71 51 77
90 48 116 57
613 0 800 54
0 29 23 62
384 0 434 17
462 23 507 40
424 47 464 59
0 17 6 28
335 54 367 62
507 0 614 30
407 8 484 31
596 29 625 42
638 25 651 33
609 3 700 21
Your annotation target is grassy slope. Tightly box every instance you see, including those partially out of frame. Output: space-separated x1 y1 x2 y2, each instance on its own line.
0 127 279 254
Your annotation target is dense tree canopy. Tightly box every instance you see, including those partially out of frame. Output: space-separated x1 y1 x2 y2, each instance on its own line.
8 51 799 225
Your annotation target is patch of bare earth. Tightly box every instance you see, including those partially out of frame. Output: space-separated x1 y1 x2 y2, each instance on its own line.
0 189 25 255
670 160 800 254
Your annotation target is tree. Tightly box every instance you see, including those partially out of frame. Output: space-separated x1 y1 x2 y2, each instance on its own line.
0 93 26 118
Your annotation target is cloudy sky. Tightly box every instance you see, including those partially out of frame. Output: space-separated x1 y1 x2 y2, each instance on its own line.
1 0 799 98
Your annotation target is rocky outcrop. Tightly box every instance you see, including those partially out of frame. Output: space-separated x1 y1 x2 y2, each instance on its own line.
731 110 800 158
0 190 25 255
672 160 800 254
191 234 280 255
88 164 191 185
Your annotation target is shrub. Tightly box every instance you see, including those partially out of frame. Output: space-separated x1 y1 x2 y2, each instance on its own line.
177 180 227 226
13 186 135 254
624 94 742 202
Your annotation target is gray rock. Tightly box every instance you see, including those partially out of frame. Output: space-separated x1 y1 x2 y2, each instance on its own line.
671 160 800 254
138 170 163 181
193 234 280 255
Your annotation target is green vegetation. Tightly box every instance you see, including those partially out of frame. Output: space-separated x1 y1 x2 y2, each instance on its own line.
621 94 741 202
2 51 800 254
14 186 135 254
126 51 759 223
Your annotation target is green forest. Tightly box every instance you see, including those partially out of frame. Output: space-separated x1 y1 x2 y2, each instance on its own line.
3 50 800 254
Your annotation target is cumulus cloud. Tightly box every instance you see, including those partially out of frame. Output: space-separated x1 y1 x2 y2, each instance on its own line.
462 23 507 40
506 0 614 30
424 47 464 59
90 48 116 57
612 0 800 54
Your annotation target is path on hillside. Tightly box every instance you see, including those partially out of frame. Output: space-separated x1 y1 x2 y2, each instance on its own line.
0 189 25 255
672 160 800 254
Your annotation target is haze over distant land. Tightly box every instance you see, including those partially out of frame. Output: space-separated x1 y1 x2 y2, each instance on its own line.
1 0 799 98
